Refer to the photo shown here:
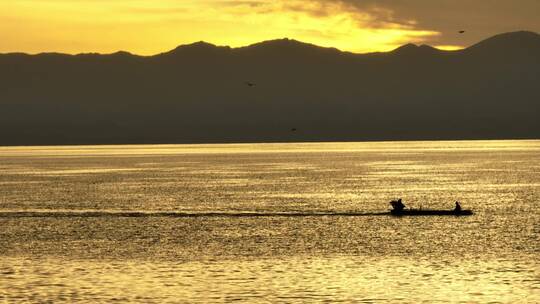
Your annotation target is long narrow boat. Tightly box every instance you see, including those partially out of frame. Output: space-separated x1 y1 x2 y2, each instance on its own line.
390 209 473 216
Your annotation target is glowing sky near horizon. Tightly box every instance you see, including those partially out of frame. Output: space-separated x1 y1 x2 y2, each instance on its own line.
1 0 539 55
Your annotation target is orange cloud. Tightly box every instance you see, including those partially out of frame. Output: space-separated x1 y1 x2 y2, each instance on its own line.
0 0 442 54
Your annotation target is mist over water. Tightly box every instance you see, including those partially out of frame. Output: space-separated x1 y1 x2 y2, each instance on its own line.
0 141 539 303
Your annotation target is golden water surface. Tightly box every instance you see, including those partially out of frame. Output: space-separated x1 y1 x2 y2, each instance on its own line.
0 140 539 303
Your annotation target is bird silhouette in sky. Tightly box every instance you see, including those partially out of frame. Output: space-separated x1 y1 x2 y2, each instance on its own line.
245 82 256 87
459 30 466 34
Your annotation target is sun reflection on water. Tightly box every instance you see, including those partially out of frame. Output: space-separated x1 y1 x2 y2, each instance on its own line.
0 140 538 302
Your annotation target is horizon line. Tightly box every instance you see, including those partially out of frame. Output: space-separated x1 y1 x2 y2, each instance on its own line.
2 30 538 58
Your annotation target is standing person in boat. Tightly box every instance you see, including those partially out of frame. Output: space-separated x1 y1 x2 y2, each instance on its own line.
454 201 462 212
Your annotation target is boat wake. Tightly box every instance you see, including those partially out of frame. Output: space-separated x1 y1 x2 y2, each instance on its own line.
0 211 389 218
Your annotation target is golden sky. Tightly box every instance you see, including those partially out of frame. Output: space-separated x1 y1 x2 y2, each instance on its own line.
1 0 539 55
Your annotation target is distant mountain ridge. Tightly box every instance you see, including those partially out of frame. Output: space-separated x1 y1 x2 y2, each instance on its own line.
0 31 538 145
468 31 540 50
8 31 538 58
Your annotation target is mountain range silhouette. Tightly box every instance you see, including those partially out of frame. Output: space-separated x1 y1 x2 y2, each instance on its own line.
0 31 538 145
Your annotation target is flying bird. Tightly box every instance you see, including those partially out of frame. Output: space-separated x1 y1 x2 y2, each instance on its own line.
459 30 466 34
245 82 256 87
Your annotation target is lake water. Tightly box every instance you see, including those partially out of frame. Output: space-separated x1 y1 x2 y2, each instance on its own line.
0 141 538 303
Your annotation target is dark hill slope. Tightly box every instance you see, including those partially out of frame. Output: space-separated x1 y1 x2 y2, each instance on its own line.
0 31 538 145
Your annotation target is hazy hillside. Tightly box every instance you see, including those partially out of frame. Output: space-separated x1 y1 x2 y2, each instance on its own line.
0 31 539 145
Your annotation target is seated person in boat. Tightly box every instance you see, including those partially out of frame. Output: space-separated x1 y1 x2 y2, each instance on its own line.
390 198 406 212
454 201 462 212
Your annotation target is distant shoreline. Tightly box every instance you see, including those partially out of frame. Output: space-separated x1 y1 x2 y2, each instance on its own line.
0 138 538 149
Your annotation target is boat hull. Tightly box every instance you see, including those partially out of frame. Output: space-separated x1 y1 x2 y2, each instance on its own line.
390 209 473 216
